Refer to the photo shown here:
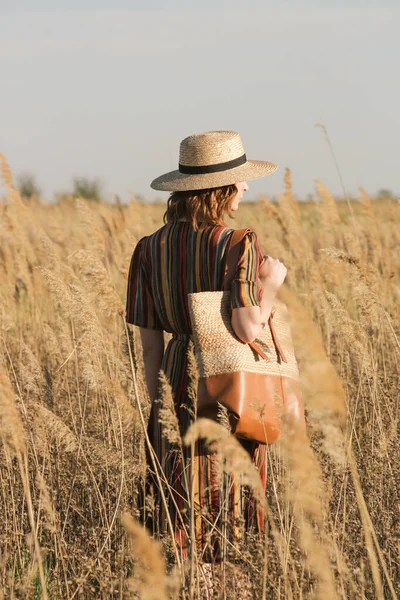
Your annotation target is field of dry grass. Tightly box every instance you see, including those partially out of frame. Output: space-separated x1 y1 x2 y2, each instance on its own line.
0 154 399 599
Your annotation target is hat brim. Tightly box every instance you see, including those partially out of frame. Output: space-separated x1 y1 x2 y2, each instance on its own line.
150 159 278 192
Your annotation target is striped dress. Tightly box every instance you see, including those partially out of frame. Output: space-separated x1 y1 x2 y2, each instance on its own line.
126 220 267 563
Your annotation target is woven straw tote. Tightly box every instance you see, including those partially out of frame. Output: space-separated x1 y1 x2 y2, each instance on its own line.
188 228 302 444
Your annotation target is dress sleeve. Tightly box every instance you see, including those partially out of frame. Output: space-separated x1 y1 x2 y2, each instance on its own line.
230 230 263 309
125 238 164 330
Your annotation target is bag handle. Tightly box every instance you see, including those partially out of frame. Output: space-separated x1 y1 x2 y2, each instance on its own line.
223 228 288 364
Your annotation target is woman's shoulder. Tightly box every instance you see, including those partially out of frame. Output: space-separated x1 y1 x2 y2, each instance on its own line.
134 223 169 248
143 222 171 241
131 235 148 254
213 224 257 236
228 228 262 262
223 226 259 240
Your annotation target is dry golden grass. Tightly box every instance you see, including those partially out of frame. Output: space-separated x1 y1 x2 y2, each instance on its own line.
0 154 399 599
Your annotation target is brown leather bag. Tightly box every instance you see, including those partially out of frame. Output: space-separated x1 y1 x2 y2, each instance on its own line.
188 228 304 444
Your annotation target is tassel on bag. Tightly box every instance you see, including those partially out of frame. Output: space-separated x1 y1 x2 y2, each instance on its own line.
188 228 303 444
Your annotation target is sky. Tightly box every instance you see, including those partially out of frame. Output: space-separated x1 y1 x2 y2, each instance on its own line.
1 0 399 202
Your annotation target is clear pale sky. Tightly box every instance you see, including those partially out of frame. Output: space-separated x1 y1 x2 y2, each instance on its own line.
1 0 399 202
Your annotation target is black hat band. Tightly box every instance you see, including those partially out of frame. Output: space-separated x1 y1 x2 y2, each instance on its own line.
179 153 247 175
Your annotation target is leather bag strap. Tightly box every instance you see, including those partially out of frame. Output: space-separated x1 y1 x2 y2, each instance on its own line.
269 309 288 363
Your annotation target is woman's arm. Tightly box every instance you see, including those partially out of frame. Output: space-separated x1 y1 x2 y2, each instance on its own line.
139 328 164 403
231 281 277 343
231 256 287 343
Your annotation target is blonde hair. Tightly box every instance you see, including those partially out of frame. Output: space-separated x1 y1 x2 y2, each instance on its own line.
163 184 237 231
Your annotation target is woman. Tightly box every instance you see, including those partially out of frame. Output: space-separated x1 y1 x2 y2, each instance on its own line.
126 130 287 571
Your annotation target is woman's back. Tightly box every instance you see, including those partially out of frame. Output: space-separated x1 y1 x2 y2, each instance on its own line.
126 221 263 336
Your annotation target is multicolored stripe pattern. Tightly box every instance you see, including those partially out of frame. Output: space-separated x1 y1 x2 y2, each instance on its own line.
126 221 267 562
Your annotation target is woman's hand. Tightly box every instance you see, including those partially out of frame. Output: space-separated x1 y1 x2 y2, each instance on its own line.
259 255 287 292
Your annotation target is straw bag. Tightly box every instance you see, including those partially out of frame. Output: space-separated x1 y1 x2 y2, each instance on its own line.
188 228 302 445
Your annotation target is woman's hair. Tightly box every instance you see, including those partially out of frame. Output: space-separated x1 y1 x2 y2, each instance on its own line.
163 184 237 231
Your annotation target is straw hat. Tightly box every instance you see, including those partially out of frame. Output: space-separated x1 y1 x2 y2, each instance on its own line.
150 130 278 191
